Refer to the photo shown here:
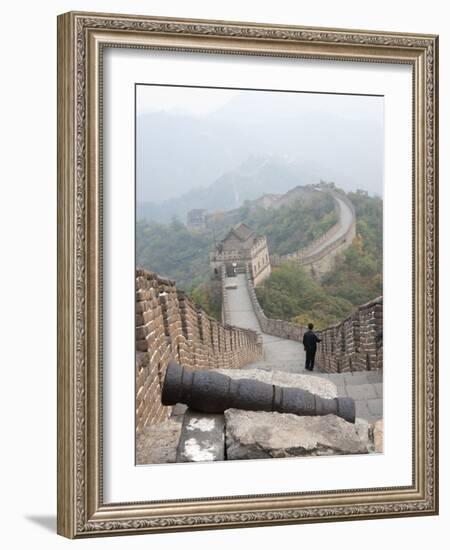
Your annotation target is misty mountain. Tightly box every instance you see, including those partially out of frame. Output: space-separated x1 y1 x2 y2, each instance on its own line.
136 185 340 289
137 90 384 207
137 156 319 223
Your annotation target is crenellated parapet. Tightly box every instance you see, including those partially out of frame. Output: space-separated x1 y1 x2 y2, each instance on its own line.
314 297 383 373
244 267 382 373
135 268 263 431
271 190 357 278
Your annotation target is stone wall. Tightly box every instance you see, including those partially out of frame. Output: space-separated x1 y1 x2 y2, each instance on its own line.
315 297 383 373
250 235 272 286
272 191 357 279
221 264 229 324
273 198 341 263
136 268 263 432
245 269 382 373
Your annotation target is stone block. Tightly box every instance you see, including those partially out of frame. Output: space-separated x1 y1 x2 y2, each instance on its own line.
135 313 144 326
135 325 148 340
135 300 149 314
354 417 371 451
136 418 183 464
176 410 225 463
136 289 151 301
136 351 149 369
136 339 148 352
225 410 368 460
373 419 384 452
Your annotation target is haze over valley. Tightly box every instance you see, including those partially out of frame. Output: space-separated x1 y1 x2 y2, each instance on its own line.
137 87 383 223
136 86 383 327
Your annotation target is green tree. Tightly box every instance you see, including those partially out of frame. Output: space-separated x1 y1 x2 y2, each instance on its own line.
256 190 383 328
256 263 354 330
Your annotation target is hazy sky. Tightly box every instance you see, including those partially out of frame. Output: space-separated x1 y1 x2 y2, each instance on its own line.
136 84 384 202
138 85 242 116
138 84 383 123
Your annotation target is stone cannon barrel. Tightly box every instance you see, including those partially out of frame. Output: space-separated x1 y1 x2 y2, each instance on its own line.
161 361 355 423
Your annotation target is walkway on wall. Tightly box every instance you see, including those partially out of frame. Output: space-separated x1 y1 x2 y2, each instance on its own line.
224 273 306 373
305 193 354 257
223 273 382 423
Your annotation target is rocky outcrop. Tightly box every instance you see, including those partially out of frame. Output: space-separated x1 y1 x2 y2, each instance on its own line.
137 409 383 464
372 419 384 453
225 410 369 460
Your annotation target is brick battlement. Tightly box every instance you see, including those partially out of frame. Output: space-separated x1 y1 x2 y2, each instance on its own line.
135 268 263 432
315 296 383 373
244 268 382 373
271 190 357 279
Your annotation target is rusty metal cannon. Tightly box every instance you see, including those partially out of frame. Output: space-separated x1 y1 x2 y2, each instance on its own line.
161 361 355 423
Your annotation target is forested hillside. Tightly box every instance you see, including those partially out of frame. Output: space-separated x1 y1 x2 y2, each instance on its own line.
255 263 354 330
256 190 382 329
137 188 382 326
136 219 212 290
238 192 337 255
137 156 315 223
321 191 382 305
136 189 337 291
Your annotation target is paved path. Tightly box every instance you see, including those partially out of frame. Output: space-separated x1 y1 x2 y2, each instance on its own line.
306 194 354 257
225 273 305 373
224 273 382 423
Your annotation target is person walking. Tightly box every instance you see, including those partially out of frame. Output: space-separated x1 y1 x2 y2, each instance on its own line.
303 323 322 371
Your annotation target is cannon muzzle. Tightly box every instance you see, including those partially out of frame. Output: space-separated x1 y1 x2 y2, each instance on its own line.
161 361 355 423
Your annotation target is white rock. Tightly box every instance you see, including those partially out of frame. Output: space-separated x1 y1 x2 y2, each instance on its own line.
225 409 368 460
373 419 384 453
354 417 372 452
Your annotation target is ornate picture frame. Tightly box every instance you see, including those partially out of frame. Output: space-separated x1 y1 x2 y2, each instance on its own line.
57 11 438 538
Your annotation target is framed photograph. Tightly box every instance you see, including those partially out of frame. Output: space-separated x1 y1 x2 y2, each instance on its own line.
57 11 439 538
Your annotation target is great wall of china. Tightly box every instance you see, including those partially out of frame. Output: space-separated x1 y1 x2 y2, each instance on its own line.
271 190 357 278
136 269 262 431
243 268 382 373
135 188 383 462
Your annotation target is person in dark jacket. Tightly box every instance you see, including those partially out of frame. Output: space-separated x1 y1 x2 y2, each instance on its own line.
302 323 322 371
